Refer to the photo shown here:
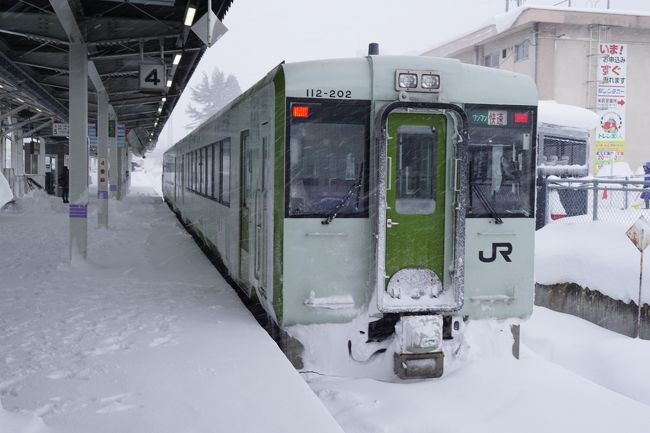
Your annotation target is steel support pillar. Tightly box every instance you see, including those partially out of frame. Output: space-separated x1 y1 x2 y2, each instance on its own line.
68 42 89 261
109 111 118 199
0 115 5 171
97 90 109 227
38 138 45 178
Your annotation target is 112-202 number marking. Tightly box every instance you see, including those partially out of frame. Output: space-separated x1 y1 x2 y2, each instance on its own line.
306 89 352 98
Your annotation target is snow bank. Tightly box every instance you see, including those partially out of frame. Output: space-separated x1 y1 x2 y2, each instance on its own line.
536 218 650 305
0 170 13 207
538 100 598 131
525 306 650 406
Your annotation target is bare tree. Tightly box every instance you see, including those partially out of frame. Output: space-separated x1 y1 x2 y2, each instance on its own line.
185 68 241 129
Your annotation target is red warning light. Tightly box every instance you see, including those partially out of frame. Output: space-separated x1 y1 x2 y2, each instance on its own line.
514 112 529 124
292 105 310 119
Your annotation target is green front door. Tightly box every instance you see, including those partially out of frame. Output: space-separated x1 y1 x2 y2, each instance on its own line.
385 113 447 289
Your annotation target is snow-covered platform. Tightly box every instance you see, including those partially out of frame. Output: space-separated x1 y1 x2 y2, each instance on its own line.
0 173 343 433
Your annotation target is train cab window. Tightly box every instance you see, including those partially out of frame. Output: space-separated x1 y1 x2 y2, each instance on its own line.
286 99 370 218
396 125 437 215
466 107 536 218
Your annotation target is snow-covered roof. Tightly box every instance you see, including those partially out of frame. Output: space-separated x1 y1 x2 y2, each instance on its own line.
425 6 650 58
538 100 599 131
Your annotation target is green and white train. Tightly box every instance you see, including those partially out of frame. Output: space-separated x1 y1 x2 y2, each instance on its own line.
163 55 537 378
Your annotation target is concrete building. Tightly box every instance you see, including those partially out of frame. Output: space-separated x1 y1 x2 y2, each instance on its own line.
423 6 650 172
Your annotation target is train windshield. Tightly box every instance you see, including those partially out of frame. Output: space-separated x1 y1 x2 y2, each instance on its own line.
466 106 536 218
286 99 370 218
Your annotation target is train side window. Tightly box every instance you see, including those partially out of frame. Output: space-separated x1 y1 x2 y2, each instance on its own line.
198 148 203 195
206 145 213 197
396 125 437 215
192 150 197 191
222 138 231 206
214 142 221 200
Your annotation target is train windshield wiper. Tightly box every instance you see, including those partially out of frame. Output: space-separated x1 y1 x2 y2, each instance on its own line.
321 163 364 225
472 183 503 224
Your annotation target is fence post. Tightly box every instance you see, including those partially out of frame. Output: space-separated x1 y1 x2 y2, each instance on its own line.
593 180 599 221
545 181 551 225
624 177 629 210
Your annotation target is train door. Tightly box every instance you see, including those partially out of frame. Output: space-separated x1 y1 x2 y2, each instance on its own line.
254 124 270 292
384 112 447 300
239 131 252 288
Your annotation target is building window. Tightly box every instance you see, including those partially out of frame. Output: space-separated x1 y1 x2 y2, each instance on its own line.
484 53 499 68
502 48 507 59
515 40 529 62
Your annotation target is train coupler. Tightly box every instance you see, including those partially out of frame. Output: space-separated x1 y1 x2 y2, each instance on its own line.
393 315 444 379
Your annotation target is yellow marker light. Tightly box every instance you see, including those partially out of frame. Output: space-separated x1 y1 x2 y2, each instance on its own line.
184 7 196 26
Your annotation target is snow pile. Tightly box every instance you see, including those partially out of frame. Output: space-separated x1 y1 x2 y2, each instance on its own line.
525 307 650 406
538 100 598 131
0 170 13 207
536 218 649 305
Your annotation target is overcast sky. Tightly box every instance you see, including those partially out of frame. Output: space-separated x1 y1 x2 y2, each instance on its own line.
155 0 650 150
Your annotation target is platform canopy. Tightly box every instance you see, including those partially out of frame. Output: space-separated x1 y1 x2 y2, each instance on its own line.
0 0 233 147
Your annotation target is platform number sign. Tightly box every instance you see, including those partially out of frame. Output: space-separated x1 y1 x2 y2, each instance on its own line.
139 64 166 91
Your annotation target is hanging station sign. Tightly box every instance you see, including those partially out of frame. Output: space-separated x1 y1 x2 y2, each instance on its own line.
139 64 166 91
595 42 627 170
52 122 69 137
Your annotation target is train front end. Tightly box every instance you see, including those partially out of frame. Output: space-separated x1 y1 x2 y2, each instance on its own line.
370 56 537 378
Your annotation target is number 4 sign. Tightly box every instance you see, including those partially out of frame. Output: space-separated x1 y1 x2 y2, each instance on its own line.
139 64 166 91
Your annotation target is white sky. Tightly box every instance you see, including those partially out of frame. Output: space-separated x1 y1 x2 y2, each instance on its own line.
156 0 650 150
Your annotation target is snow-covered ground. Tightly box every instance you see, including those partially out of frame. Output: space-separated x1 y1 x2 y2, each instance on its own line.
0 172 343 433
2 170 650 433
306 314 650 433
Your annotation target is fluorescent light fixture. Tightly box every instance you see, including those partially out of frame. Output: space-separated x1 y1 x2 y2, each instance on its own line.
166 79 172 87
157 107 162 113
173 54 182 65
16 97 24 103
35 108 42 112
0 84 4 89
184 7 196 26
162 97 167 102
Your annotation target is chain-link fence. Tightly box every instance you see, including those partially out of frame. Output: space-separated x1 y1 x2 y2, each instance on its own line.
538 176 650 227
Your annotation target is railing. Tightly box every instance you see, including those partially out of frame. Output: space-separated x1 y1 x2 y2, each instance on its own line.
542 176 650 226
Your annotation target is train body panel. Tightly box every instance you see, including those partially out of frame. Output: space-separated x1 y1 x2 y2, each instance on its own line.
163 55 539 378
283 218 372 325
461 218 535 319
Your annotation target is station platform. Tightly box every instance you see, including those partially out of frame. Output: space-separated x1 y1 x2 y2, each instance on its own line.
0 172 343 433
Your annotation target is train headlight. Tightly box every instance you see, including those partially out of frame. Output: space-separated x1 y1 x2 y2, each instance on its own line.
421 74 440 90
398 73 418 89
